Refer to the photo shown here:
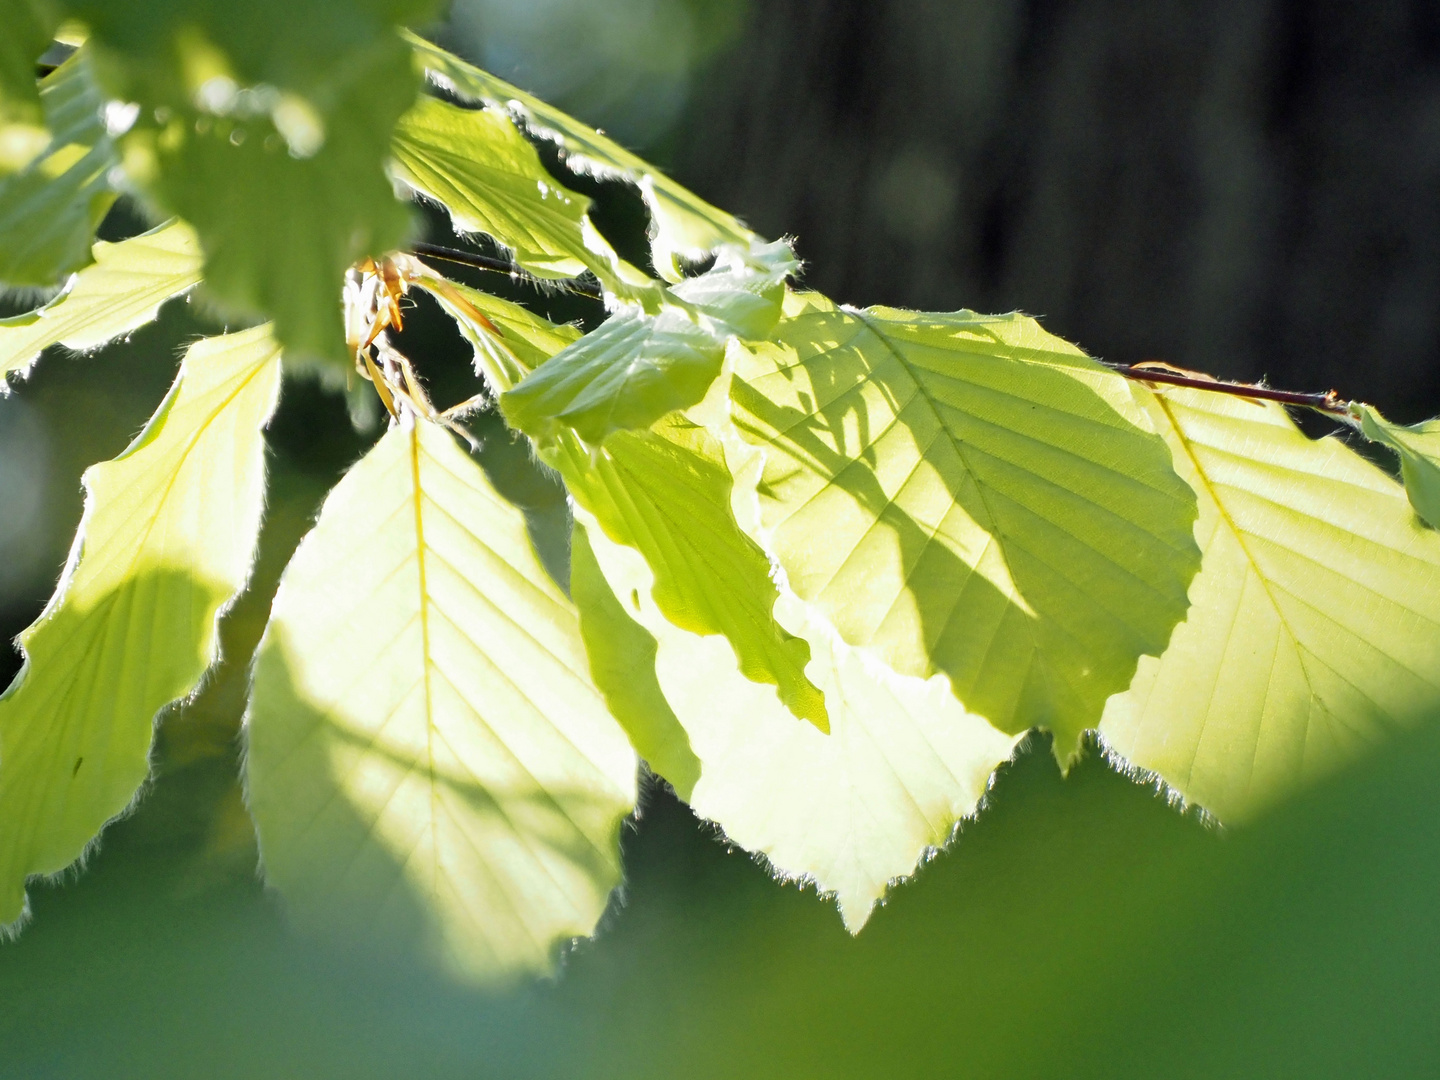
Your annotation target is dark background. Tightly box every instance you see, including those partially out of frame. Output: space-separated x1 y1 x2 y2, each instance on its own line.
2 2 1440 1076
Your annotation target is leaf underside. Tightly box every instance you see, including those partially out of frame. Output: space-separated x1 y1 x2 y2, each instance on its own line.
1354 404 1440 530
727 293 1202 761
244 421 636 981
0 325 281 925
1101 388 1440 821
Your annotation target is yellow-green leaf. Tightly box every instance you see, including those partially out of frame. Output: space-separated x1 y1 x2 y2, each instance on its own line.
392 94 626 288
243 420 637 981
1353 404 1440 529
571 521 701 799
1100 387 1440 821
0 325 281 926
0 219 203 386
407 32 756 280
578 503 1019 930
550 415 828 731
728 293 1201 761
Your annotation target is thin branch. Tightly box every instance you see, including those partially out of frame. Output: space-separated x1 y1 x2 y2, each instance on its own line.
1106 363 1351 416
408 243 603 298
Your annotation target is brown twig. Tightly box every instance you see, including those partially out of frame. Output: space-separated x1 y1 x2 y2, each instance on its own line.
1106 362 1351 416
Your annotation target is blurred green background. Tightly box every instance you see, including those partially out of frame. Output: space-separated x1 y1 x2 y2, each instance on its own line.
5 2 1440 1076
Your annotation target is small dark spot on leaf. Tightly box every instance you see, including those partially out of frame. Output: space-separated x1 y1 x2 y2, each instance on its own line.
72 757 83 777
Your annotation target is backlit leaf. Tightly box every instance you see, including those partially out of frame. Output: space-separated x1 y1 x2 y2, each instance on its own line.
727 292 1201 761
501 245 796 445
571 521 701 799
0 218 202 386
67 0 440 365
391 94 623 286
244 420 637 981
578 502 1020 930
407 32 756 280
0 48 117 287
1353 404 1440 529
0 325 281 926
1100 388 1440 821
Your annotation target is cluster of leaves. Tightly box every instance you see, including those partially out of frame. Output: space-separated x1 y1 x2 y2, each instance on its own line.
3 8 1440 982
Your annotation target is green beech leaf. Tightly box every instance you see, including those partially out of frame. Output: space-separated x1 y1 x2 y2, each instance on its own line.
500 246 796 445
420 271 824 730
502 302 725 445
0 48 117 287
577 502 1020 930
0 0 56 128
64 0 440 366
570 522 701 798
551 415 828 732
0 325 281 926
727 292 1201 761
1100 388 1440 821
407 32 756 280
0 218 202 386
243 420 637 981
1353 404 1440 529
391 94 623 286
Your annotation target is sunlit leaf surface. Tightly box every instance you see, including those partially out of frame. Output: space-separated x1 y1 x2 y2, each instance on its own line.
392 94 622 285
408 32 756 279
0 325 281 925
1101 388 1440 820
579 501 1019 930
727 292 1200 760
0 219 202 385
244 421 636 981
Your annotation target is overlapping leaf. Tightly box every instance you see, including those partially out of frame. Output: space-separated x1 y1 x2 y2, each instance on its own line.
427 285 827 732
244 421 637 981
407 32 756 280
0 0 55 128
570 522 701 798
1353 404 1440 529
61 0 440 365
1100 388 1440 821
391 94 623 287
0 325 281 926
0 48 117 286
727 292 1201 761
501 244 796 445
0 218 202 385
577 501 1020 930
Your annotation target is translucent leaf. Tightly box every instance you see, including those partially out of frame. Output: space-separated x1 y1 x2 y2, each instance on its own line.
570 521 701 799
500 246 796 445
68 0 439 366
420 271 824 732
0 325 282 926
502 302 725 445
550 415 828 731
243 421 637 981
0 218 202 387
578 502 1020 930
407 32 756 280
727 292 1201 761
0 48 117 287
1353 404 1440 529
391 94 622 286
1100 388 1440 821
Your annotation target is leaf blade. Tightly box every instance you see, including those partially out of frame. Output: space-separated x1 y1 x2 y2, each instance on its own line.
1353 404 1440 529
0 325 282 925
1100 387 1440 821
244 421 637 981
0 218 203 385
